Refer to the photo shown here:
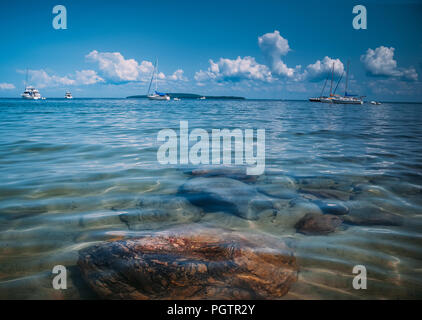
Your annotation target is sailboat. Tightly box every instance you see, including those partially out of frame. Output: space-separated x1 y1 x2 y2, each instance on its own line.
21 69 42 100
332 61 363 105
320 63 336 104
147 59 170 101
309 77 329 102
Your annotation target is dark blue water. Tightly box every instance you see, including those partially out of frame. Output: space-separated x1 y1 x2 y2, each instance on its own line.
0 98 421 299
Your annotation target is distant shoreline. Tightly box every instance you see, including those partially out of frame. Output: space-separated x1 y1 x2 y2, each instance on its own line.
126 93 245 100
1 97 422 104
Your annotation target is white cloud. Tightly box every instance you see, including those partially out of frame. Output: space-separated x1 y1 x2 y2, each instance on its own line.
194 56 272 83
85 50 187 84
86 50 154 83
86 50 141 82
27 69 75 88
258 30 295 78
168 69 187 81
75 70 104 85
0 83 15 90
361 46 418 81
18 69 103 88
303 56 344 81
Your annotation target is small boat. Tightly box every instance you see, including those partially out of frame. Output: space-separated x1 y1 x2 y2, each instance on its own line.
174 97 181 101
147 59 170 101
370 101 381 105
65 91 73 99
199 96 206 100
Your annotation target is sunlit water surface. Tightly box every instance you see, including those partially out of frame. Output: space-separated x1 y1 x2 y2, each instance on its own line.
0 98 421 299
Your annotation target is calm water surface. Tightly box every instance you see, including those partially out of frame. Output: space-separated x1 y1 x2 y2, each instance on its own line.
0 98 421 299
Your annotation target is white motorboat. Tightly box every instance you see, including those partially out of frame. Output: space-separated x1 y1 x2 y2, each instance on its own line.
370 101 381 105
174 97 181 101
22 69 41 100
65 91 73 99
199 96 206 100
22 86 42 100
147 59 170 101
21 69 42 100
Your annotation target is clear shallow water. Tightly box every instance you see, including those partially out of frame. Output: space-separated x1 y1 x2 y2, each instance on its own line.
0 98 421 299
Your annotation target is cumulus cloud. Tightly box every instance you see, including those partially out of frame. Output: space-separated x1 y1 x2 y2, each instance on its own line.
361 46 418 81
75 70 104 85
26 69 75 88
194 56 272 83
85 50 186 84
258 30 295 78
86 50 151 83
168 69 187 81
0 83 15 90
17 69 103 88
303 56 345 81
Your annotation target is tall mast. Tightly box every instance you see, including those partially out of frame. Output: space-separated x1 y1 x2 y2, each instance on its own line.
329 62 334 96
333 70 344 95
345 60 350 96
320 77 328 98
155 58 158 92
147 59 157 95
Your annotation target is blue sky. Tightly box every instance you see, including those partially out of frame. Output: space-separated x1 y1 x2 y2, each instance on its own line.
0 0 421 100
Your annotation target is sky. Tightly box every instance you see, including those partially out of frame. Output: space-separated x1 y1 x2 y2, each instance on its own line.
0 0 421 100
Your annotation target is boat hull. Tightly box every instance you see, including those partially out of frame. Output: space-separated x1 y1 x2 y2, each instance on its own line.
320 98 334 103
309 98 321 102
332 98 363 105
22 95 41 100
148 95 170 101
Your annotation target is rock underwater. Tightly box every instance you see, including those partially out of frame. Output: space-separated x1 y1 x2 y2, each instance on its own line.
295 213 343 235
179 177 274 220
77 226 298 300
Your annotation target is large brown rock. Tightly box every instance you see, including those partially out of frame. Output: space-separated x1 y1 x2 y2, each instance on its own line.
295 213 343 235
77 226 297 299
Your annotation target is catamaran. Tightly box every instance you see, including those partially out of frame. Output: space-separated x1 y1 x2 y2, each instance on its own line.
21 69 42 100
147 59 170 101
332 61 363 105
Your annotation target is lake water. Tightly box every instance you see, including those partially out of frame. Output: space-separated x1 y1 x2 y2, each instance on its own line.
0 98 421 299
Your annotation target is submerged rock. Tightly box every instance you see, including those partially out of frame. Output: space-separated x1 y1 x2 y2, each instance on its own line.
119 195 203 230
77 227 298 300
295 213 343 235
299 188 351 201
257 185 298 199
342 210 404 226
313 200 350 216
179 177 273 220
187 167 259 183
